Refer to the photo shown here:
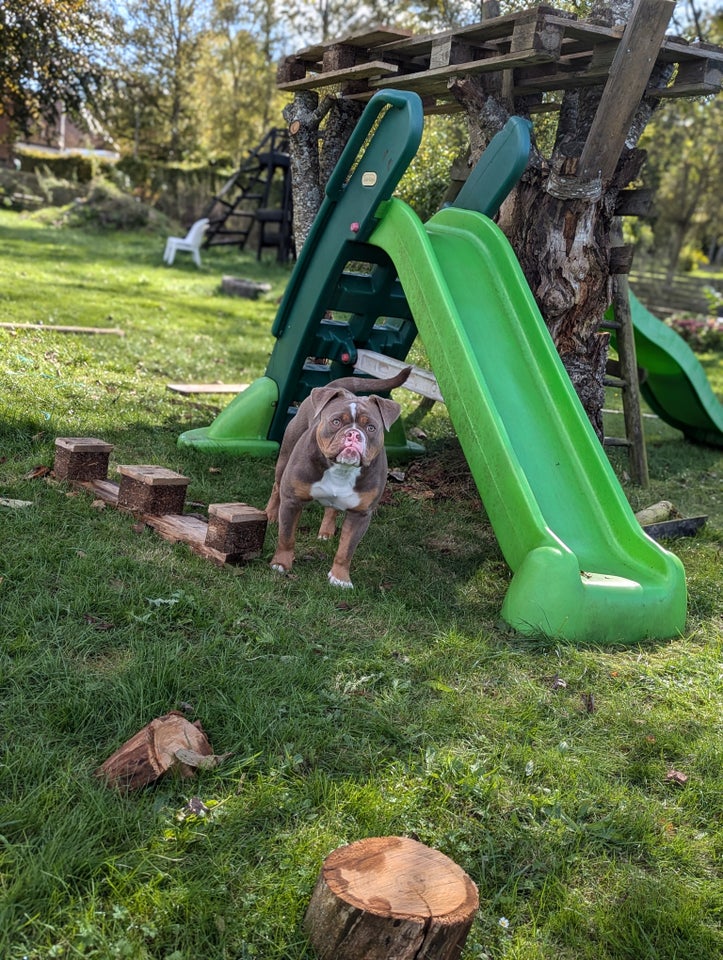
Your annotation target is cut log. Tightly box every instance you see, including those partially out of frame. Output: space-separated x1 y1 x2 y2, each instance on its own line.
95 711 215 790
634 500 679 526
54 437 113 481
220 276 272 299
117 465 190 516
304 836 479 960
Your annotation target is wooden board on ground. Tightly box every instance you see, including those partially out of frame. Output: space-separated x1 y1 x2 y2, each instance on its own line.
74 478 265 566
167 383 249 394
0 322 124 336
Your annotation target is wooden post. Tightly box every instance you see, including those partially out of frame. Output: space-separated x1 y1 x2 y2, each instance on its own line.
610 218 649 486
304 836 479 960
205 502 267 561
117 465 190 516
578 0 675 182
54 437 113 481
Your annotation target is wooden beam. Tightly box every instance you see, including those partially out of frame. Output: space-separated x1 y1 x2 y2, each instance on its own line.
0 322 124 335
578 0 676 182
277 60 399 91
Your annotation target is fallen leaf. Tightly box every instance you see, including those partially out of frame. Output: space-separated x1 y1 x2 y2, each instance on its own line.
388 469 406 482
83 614 115 631
24 465 50 480
551 675 567 691
91 499 106 510
0 497 33 509
131 522 146 533
665 769 689 785
181 796 209 818
209 467 222 474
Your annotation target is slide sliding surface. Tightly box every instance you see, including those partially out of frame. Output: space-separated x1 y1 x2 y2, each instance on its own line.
369 201 686 643
620 292 722 448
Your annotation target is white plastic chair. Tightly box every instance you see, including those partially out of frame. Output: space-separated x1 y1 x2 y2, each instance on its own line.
163 218 209 267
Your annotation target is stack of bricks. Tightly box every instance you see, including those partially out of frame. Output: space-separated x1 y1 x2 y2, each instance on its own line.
53 437 267 567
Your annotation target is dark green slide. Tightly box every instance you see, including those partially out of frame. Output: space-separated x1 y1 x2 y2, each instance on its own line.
612 292 722 448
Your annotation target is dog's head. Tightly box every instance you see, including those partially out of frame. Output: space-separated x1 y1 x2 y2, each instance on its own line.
309 388 402 467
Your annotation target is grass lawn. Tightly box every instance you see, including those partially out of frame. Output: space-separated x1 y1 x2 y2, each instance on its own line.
1 208 721 960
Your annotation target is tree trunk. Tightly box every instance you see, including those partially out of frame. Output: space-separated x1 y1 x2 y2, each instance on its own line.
283 91 333 251
446 0 673 439
319 99 364 188
304 836 479 960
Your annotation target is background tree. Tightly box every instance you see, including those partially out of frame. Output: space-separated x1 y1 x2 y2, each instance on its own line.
192 0 285 164
104 0 209 161
640 95 722 279
638 10 722 275
0 0 106 153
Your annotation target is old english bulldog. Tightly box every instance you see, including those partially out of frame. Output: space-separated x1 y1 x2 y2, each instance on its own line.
265 367 411 588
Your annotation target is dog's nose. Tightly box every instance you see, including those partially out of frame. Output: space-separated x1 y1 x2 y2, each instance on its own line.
345 428 363 444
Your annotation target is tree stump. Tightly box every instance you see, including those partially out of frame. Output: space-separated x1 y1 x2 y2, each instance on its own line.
54 437 113 481
304 836 479 960
117 465 190 516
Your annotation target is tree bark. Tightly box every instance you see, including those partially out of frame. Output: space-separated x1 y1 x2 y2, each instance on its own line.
319 98 365 188
283 91 334 251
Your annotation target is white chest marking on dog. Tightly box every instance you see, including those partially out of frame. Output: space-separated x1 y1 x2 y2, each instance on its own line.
310 463 362 510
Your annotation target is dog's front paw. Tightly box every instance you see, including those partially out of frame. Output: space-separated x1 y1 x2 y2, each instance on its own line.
271 562 289 575
328 571 353 589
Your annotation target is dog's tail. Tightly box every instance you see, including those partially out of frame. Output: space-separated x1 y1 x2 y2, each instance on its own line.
328 365 412 396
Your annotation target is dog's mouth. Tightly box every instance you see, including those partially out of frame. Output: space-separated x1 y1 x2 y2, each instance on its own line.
335 430 365 465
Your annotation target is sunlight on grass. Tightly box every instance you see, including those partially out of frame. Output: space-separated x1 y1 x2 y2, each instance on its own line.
0 210 721 959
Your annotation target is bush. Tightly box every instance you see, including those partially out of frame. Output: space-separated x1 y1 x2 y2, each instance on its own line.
60 179 170 232
17 150 113 183
665 313 723 351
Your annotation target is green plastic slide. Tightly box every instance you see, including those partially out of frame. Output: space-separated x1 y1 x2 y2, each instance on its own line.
368 200 687 644
612 292 723 448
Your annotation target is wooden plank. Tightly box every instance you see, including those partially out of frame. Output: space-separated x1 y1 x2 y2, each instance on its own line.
374 47 560 94
167 383 248 394
354 349 444 403
278 60 400 91
578 0 676 182
0 322 124 336
652 57 722 97
76 479 120 505
71 478 263 567
296 25 413 61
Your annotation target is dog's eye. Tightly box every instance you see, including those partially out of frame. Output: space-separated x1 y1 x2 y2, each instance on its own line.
365 423 376 433
330 417 341 426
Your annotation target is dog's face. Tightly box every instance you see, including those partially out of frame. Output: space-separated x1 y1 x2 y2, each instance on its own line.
310 390 402 468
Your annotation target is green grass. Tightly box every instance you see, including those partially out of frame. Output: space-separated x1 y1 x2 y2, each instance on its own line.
1 209 721 959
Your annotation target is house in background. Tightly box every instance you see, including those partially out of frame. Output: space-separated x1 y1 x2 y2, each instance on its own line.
0 104 119 163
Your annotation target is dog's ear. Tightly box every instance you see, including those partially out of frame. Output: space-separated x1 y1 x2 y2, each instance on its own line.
309 386 349 418
368 396 402 432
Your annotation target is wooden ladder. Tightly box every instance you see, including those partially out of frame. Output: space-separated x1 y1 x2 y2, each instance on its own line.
602 218 649 486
